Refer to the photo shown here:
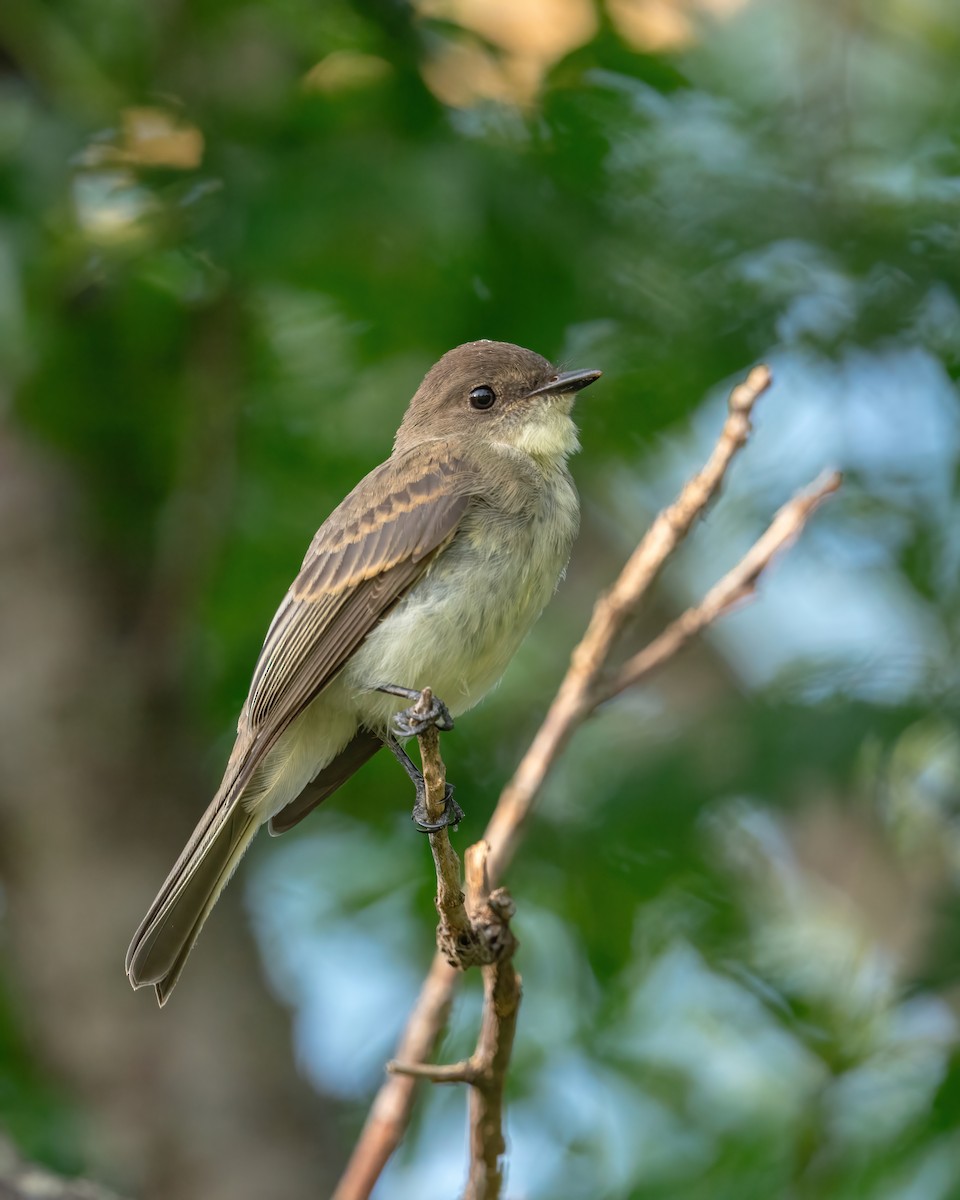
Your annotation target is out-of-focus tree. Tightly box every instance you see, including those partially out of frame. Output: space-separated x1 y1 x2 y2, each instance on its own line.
1 0 959 1197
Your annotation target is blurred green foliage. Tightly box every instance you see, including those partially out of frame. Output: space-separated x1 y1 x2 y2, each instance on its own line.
3 0 960 1196
0 977 80 1174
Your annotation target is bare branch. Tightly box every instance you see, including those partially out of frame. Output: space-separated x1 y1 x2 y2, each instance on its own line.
416 694 504 970
594 469 843 703
391 841 522 1200
334 363 840 1200
481 362 771 884
414 694 449 830
463 957 522 1200
412 699 477 964
330 954 458 1200
387 1058 478 1084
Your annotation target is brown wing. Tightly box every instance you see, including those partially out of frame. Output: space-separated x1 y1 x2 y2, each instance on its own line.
228 446 470 798
125 446 471 993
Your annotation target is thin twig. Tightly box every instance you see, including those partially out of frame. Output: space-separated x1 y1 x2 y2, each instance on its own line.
413 694 474 960
330 955 458 1200
388 842 521 1200
461 842 521 1200
387 1059 478 1084
594 469 843 704
333 364 839 1200
414 693 493 968
463 957 521 1200
482 362 771 884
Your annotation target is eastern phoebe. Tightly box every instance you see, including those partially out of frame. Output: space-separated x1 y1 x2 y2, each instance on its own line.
126 339 601 1004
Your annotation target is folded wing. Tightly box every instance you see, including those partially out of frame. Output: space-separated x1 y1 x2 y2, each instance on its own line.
126 444 472 1000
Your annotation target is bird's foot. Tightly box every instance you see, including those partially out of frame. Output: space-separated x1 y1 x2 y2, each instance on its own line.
412 782 464 833
377 683 455 738
382 731 466 833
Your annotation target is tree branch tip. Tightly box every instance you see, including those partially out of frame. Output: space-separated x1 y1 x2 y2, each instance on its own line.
465 839 492 907
728 363 772 413
786 468 843 517
815 467 843 495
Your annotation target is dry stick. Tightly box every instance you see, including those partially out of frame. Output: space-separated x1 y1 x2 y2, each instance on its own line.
594 468 843 704
461 955 520 1200
333 364 837 1200
330 720 501 1200
389 843 521 1200
390 470 842 1200
415 694 494 968
413 694 474 959
483 362 770 885
399 712 523 1199
331 954 458 1200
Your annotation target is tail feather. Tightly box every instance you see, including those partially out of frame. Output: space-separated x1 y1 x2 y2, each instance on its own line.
127 709 374 1003
126 799 260 1004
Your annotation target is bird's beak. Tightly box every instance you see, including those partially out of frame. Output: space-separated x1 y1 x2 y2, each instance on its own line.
526 368 603 398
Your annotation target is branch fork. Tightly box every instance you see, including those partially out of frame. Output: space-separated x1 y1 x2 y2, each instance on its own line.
333 363 842 1200
389 839 520 1200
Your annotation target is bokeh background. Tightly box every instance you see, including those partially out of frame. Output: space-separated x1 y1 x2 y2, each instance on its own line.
2 0 960 1197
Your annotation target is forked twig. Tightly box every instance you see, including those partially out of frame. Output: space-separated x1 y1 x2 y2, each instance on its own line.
332 364 839 1200
388 842 520 1200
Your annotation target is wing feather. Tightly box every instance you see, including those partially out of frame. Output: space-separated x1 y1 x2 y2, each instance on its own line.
241 448 469 769
127 446 472 995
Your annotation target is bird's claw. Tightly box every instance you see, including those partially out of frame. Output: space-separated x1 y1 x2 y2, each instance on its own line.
377 685 460 828
378 685 454 737
412 783 464 833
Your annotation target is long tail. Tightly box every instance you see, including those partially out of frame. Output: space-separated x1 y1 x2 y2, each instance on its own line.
125 795 260 1006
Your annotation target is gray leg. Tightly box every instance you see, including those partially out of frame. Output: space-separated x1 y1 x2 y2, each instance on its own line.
382 734 464 833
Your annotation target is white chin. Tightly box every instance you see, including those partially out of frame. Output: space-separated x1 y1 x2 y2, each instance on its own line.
510 404 580 460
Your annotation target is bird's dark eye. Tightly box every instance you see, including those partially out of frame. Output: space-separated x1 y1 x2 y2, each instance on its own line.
469 385 496 411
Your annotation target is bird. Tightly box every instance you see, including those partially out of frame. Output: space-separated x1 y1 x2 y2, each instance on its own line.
126 339 601 1004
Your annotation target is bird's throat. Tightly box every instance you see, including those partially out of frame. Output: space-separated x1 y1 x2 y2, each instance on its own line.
504 405 580 465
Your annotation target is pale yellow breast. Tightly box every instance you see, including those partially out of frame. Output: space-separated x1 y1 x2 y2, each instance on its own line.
343 463 579 731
